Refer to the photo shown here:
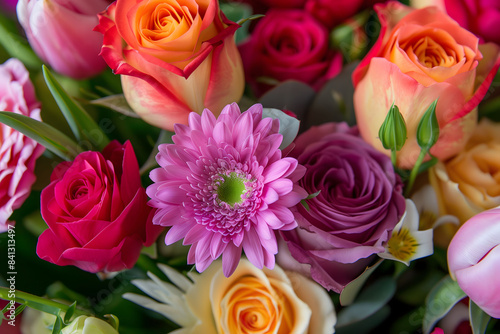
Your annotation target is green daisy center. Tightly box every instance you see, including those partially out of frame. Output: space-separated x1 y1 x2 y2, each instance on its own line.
217 173 247 206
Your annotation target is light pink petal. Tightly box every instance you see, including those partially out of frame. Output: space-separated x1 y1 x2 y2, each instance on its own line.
222 243 242 277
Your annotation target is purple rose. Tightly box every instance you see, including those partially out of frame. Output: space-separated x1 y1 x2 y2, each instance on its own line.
279 123 405 293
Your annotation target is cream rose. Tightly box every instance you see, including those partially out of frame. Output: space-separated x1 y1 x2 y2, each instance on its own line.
429 118 500 244
124 259 336 334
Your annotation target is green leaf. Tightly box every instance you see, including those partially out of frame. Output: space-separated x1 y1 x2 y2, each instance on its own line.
89 94 140 118
340 259 384 306
42 66 110 151
0 15 43 70
0 111 82 160
416 99 439 151
422 275 466 334
337 276 396 327
470 300 491 334
63 302 77 324
378 103 407 151
262 108 300 149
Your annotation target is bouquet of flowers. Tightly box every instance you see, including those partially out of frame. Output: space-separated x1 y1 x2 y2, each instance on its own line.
0 0 500 333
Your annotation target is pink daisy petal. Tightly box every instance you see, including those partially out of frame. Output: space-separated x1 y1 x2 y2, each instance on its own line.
222 243 242 277
147 104 306 275
243 229 265 269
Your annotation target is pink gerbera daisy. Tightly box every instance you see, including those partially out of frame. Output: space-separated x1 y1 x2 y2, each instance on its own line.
147 103 307 276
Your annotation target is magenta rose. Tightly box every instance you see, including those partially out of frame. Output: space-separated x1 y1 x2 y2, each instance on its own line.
0 58 45 232
279 123 406 293
238 9 343 97
37 140 163 273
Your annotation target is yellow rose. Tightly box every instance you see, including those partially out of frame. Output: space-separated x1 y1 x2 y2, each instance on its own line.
429 118 500 245
124 259 336 334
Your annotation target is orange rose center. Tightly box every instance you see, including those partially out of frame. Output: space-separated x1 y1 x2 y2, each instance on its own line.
400 31 462 69
220 276 294 334
135 0 197 46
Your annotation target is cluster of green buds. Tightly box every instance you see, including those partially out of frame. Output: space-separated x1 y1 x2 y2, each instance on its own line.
378 99 439 195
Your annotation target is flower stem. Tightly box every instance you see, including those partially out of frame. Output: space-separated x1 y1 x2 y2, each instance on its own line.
391 149 397 166
405 149 427 197
0 287 86 317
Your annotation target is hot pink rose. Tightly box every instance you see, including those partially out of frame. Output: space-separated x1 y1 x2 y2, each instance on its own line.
36 141 163 273
305 0 364 28
239 9 343 97
448 207 500 318
353 2 500 169
279 123 405 293
16 0 109 79
96 0 245 131
0 58 44 232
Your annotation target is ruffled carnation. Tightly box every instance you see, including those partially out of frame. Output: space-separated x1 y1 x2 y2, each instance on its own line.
147 103 307 276
0 58 45 231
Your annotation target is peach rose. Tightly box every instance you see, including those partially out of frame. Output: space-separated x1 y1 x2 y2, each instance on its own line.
429 118 500 244
353 2 500 168
96 0 245 131
125 259 336 334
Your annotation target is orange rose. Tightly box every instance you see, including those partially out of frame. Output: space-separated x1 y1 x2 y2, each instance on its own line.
352 1 500 168
96 0 245 130
429 118 500 244
124 259 336 334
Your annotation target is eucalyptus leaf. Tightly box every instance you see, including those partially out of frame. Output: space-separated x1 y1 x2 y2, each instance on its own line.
0 111 82 160
422 275 466 334
337 276 396 326
262 108 300 149
258 80 316 123
89 94 140 118
43 66 110 151
470 300 491 334
336 305 391 334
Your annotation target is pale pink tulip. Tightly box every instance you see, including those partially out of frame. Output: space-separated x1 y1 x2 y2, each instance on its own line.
448 207 500 318
17 0 109 79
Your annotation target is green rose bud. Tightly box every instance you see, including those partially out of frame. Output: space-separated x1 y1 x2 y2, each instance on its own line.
61 316 119 334
416 99 439 151
378 103 407 151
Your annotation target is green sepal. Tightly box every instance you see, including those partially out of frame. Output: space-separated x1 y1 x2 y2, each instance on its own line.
51 314 63 334
236 14 265 26
378 103 407 151
42 65 110 151
63 302 77 324
0 111 82 161
416 99 439 151
105 314 120 331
